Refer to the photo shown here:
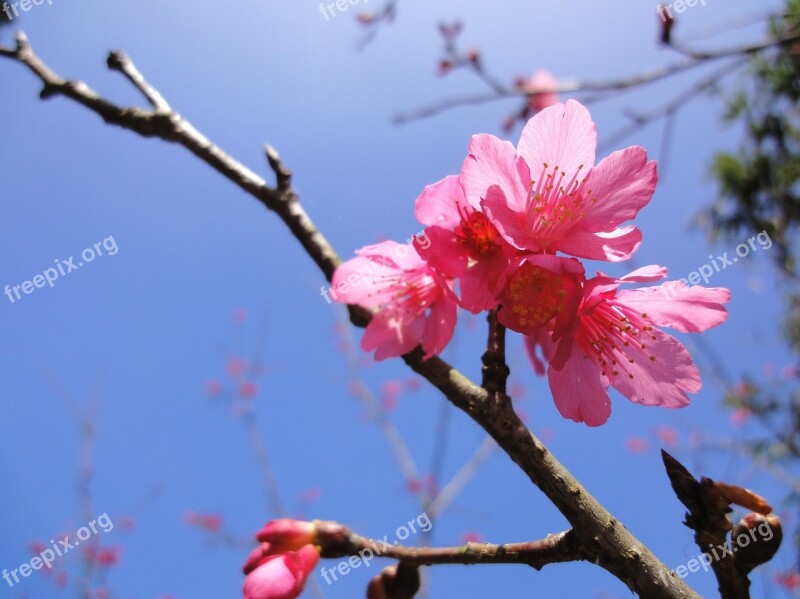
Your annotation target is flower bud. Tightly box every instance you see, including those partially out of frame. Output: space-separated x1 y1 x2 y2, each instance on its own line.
732 512 782 574
256 519 317 550
365 563 420 599
243 545 319 599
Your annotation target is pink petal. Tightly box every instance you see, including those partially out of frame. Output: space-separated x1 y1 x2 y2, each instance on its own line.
414 175 465 228
461 134 529 212
609 328 700 408
616 283 731 333
457 250 507 313
556 225 643 262
524 328 556 376
357 241 422 271
517 100 597 184
414 226 469 277
616 265 668 283
362 308 426 361
480 185 529 249
579 147 657 230
548 341 612 426
420 296 458 359
331 256 390 307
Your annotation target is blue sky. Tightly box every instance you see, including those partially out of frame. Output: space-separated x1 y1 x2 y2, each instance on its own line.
0 0 796 597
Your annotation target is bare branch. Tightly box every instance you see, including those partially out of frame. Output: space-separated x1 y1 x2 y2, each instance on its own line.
393 33 800 125
318 521 582 570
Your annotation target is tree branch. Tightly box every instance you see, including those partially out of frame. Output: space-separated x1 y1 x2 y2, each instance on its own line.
392 33 800 125
319 522 581 570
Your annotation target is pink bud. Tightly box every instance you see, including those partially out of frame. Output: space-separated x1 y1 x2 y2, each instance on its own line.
238 381 259 399
256 519 317 549
205 379 223 397
243 545 319 599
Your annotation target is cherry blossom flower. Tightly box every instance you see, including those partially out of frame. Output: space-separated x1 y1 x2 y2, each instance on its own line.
238 381 259 399
625 437 649 454
185 511 224 533
523 70 560 113
496 254 585 336
654 425 678 448
331 241 457 360
413 175 514 313
528 266 730 426
465 100 656 262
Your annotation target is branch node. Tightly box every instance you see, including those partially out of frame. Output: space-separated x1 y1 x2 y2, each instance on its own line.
264 144 292 191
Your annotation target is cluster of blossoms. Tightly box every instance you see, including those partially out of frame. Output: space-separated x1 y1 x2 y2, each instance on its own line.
242 520 320 599
332 100 731 426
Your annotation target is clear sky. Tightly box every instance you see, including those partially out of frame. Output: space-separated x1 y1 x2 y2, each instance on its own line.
0 0 796 598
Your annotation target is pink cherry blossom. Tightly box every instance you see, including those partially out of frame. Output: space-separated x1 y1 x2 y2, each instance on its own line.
655 425 678 448
413 175 514 313
464 100 656 262
625 437 649 454
185 511 224 533
238 381 259 399
496 254 585 336
242 545 319 599
530 266 730 426
331 241 457 360
524 70 559 113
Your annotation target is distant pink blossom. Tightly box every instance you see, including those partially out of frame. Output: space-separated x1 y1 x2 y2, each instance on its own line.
205 379 223 397
626 437 649 454
524 70 559 113
331 241 458 360
730 408 751 426
185 511 224 533
84 545 122 567
380 380 404 410
227 356 247 378
774 570 800 590
468 100 656 262
529 266 730 426
655 425 678 448
238 381 259 399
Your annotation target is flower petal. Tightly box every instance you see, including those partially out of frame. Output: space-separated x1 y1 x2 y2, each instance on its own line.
517 100 597 183
461 134 529 212
548 340 612 426
580 146 657 230
609 328 699 408
556 225 643 262
616 283 731 333
414 175 465 228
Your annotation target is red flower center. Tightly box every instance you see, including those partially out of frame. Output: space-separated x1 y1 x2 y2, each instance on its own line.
454 207 498 256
